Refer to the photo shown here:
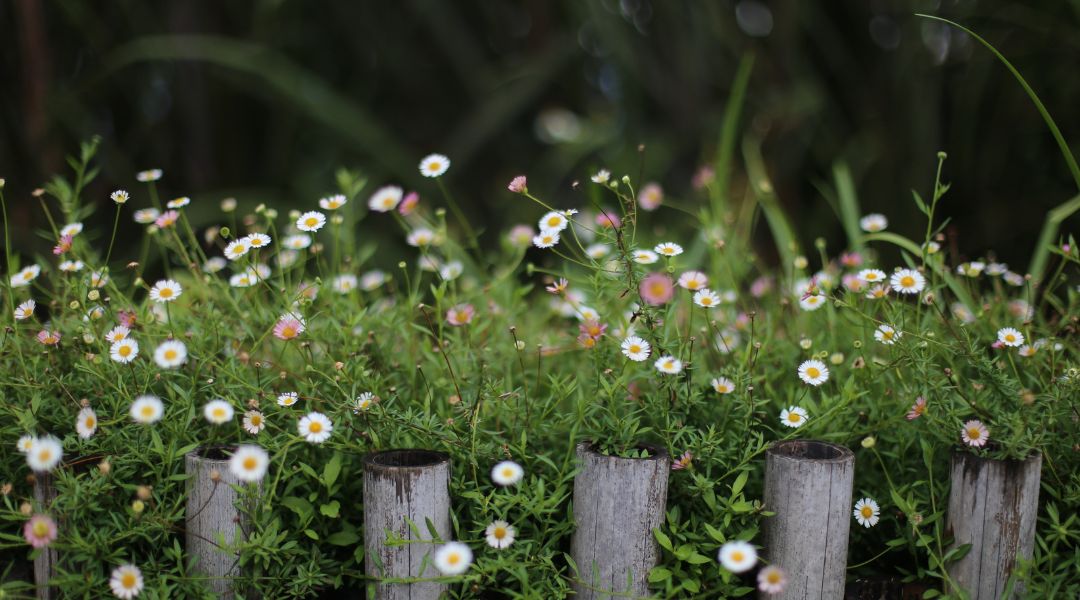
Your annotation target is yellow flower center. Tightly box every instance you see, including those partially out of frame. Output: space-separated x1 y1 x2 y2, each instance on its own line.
767 571 781 584
861 506 874 518
85 416 96 428
159 288 172 297
547 216 561 227
32 521 50 537
164 350 177 360
212 408 225 419
717 385 728 393
502 468 514 478
119 346 132 357
629 345 641 354
39 449 52 462
688 281 700 289
649 282 667 296
967 427 981 439
121 573 137 589
309 421 323 433
731 551 744 562
243 456 258 470
282 325 296 337
447 553 460 565
493 526 507 539
901 276 915 287
1005 334 1015 342
251 415 262 426
141 406 155 417
882 330 894 340
806 367 820 379
788 413 801 423
305 217 318 227
428 161 441 172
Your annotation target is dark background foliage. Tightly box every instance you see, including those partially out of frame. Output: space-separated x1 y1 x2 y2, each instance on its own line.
2 0 1078 266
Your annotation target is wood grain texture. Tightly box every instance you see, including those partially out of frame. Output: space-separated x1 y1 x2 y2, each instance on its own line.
185 448 257 598
946 451 1041 599
32 473 58 600
762 440 855 600
570 442 670 600
363 449 451 600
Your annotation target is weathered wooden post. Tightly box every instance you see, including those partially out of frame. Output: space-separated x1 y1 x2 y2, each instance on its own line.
570 442 670 599
946 451 1041 599
32 473 58 600
186 447 258 597
762 440 854 600
363 449 452 600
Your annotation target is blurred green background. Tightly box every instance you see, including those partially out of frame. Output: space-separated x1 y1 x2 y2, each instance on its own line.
2 0 1078 267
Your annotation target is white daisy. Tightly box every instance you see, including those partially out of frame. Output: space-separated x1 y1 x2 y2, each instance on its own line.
354 392 376 412
203 400 234 425
799 294 826 311
110 339 139 363
434 542 473 575
654 242 683 257
538 211 569 232
27 436 62 472
874 324 901 345
360 270 387 291
298 412 332 443
130 395 164 424
857 269 887 284
591 169 610 184
715 329 741 354
277 392 299 407
491 460 524 486
693 289 721 308
654 355 683 374
136 168 163 182
406 227 436 247
758 565 787 595
203 257 227 273
14 299 35 320
621 336 651 361
1003 271 1025 287
224 239 250 260
133 208 160 224
149 279 182 303
60 222 83 237
283 234 312 250
633 250 659 264
711 377 735 394
10 265 41 287
439 261 463 281
109 564 144 599
111 189 130 204
59 260 84 272
368 185 403 213
166 196 190 209
419 153 450 177
227 445 269 483
890 269 926 295
853 497 880 528
585 243 611 259
859 213 888 232
153 340 187 368
797 359 829 386
485 520 516 549
532 230 560 249
779 406 808 428
17 435 35 453
76 407 98 439
319 194 348 210
229 272 255 288
997 327 1024 347
332 274 358 294
296 211 326 232
244 233 272 249
718 540 757 573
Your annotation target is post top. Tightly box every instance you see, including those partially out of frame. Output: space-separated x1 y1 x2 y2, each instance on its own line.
363 448 450 471
767 439 853 463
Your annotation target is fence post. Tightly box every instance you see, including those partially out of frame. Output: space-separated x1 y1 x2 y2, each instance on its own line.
32 472 58 600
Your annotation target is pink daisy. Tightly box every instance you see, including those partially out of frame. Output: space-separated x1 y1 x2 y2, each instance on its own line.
446 304 475 327
906 397 927 420
155 210 179 228
671 451 693 471
24 514 58 548
398 191 420 216
640 273 674 306
595 212 621 229
961 420 989 447
273 316 305 341
53 234 73 255
37 330 62 345
507 175 527 193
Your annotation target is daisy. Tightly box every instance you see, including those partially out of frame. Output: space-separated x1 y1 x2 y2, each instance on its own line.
508 175 527 193
874 324 901 345
857 269 887 284
24 514 58 549
10 265 40 287
654 242 683 257
296 211 326 232
715 329 741 354
354 392 377 412
203 257 227 273
585 243 610 259
406 227 436 247
718 540 757 573
149 279 182 303
37 330 62 345
229 273 255 288
485 520 516 549
53 235 73 255
538 211 569 232
906 397 927 420
779 406 808 428
677 271 708 291
859 213 888 232
864 284 888 300
155 210 179 228
319 194 348 210
107 190 131 206
229 445 269 482
621 336 651 361
166 196 190 209
961 420 989 447
244 233 272 249
439 261 463 281
153 340 187 368
797 359 829 386
491 460 524 486
130 395 164 424
277 392 299 407
283 234 312 250
86 270 109 289
14 299 35 320
136 168 163 182
59 260 84 272
203 400 235 425
368 185 404 212
1018 340 1045 357
640 273 674 305
639 182 663 211
27 436 63 472
758 565 786 595
109 564 144 599
298 412 333 443
799 294 826 311
17 435 35 453
890 269 926 295
591 169 610 184
133 208 160 224
273 316 305 340
332 274 358 294
633 250 659 264
853 498 880 528
236 410 264 435
1003 272 1025 287
224 239 250 260
693 289 721 308
60 222 84 237
434 542 473 575
711 377 735 394
446 304 475 326
997 327 1024 347
419 153 450 177
957 262 985 277
76 407 98 439
532 230 560 249
654 355 683 374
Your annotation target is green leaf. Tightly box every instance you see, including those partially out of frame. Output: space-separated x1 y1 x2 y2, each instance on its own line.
653 528 673 551
323 452 342 488
647 567 672 583
320 501 341 518
281 496 313 519
303 529 319 540
730 470 749 497
327 530 361 546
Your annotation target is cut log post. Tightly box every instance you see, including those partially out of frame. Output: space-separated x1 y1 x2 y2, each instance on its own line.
32 472 58 600
570 441 670 599
185 447 259 598
762 439 855 600
363 449 452 600
946 451 1041 599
